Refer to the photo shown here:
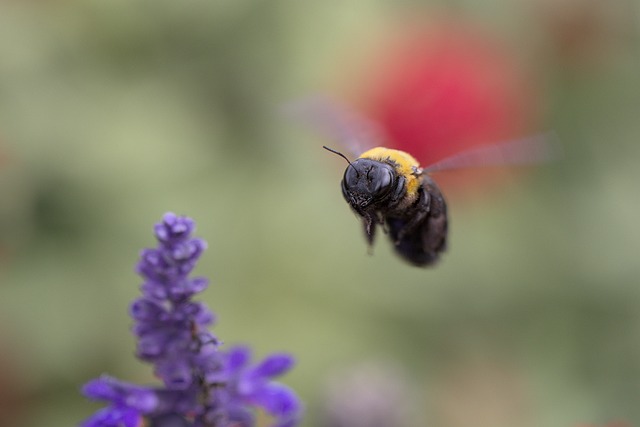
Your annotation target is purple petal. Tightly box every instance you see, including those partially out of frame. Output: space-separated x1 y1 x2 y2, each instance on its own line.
136 333 167 359
80 406 142 427
154 223 170 242
187 277 209 294
130 299 167 321
250 383 300 418
225 346 251 373
155 359 194 390
252 354 295 378
170 242 195 261
161 213 194 241
189 302 215 326
82 376 158 413
124 388 159 412
140 281 168 300
82 376 119 401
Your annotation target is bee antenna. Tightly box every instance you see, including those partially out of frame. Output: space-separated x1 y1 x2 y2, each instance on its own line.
323 146 359 176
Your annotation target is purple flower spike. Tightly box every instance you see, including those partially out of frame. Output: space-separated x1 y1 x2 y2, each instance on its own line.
81 213 302 427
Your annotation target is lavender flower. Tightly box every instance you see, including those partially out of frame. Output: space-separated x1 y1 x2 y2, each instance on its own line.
81 213 301 427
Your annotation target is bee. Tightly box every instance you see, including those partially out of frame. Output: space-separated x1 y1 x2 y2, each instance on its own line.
323 145 447 266
289 97 556 267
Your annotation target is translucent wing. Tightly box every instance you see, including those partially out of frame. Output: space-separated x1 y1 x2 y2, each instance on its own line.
422 132 561 174
283 96 384 156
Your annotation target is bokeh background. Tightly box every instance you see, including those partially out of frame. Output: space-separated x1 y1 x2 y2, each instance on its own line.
1 1 640 426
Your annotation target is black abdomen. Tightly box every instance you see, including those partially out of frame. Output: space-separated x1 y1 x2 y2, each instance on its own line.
387 178 448 267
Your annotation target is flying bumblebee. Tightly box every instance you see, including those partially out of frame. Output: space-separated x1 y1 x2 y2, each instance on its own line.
289 97 556 267
323 145 447 266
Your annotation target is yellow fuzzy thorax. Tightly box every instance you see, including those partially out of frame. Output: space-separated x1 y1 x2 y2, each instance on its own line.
359 147 421 196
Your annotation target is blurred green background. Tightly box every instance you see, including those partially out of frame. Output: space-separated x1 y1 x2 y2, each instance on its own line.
1 1 640 427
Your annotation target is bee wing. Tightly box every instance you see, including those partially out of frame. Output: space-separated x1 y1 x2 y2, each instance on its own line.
422 132 561 174
283 95 384 156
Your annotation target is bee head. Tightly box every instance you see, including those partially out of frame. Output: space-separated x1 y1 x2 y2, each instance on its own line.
341 158 396 210
323 146 402 212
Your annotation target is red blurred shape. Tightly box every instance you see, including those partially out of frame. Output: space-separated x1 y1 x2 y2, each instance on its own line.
361 21 538 173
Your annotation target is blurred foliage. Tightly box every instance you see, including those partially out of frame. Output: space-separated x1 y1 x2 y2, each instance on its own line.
0 1 640 427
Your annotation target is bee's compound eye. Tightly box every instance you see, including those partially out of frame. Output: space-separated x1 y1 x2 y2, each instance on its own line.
343 163 360 188
371 168 393 195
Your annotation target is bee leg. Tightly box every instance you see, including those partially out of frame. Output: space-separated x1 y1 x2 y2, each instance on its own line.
362 213 377 248
394 190 431 245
